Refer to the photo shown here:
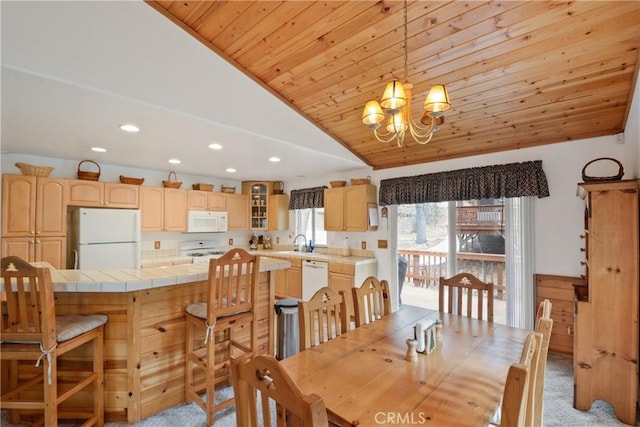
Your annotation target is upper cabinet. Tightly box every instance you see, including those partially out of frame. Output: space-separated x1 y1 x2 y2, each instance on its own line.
187 190 227 211
67 179 139 208
268 194 289 231
2 174 67 237
139 186 187 232
242 181 289 230
324 184 378 231
226 193 250 231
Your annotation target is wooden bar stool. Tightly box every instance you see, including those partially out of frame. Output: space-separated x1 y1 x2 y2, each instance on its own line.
184 248 260 426
1 256 108 426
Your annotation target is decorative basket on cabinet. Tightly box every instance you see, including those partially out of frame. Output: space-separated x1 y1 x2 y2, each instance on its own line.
350 176 371 186
14 162 54 177
162 171 182 189
77 160 101 181
192 183 214 191
119 175 145 185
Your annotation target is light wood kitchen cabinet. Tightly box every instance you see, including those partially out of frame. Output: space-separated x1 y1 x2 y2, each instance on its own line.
324 184 377 231
329 261 377 321
163 188 187 231
274 257 302 299
67 179 139 208
268 194 289 231
1 174 67 268
574 180 639 425
140 187 187 231
242 181 288 230
1 235 67 270
226 193 250 231
140 186 164 231
187 190 227 211
243 181 271 230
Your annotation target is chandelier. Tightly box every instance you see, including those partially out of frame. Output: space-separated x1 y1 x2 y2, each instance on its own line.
361 0 451 148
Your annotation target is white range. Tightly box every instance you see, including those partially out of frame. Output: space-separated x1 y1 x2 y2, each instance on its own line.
179 240 225 264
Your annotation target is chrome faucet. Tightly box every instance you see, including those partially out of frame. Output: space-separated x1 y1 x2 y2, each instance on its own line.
293 234 307 252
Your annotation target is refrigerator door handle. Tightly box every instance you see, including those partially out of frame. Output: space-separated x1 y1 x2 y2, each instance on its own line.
72 249 79 270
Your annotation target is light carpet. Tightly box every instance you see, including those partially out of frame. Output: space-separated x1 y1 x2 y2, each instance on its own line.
2 353 638 426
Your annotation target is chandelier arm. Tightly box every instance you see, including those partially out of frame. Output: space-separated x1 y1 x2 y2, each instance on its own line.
407 119 436 145
373 128 401 144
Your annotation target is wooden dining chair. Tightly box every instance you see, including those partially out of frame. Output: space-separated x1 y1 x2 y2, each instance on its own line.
439 272 494 322
298 287 348 351
500 331 542 427
185 248 260 426
1 256 108 426
231 354 329 427
527 299 553 427
351 276 391 327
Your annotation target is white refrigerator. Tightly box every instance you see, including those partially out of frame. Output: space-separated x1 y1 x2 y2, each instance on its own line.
69 208 141 269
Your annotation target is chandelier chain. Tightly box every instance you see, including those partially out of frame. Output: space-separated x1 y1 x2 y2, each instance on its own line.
361 0 450 147
403 0 408 82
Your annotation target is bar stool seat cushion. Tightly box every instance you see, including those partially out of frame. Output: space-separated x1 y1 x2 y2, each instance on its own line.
56 314 108 342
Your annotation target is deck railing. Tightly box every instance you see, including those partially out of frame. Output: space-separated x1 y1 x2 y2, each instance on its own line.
399 249 506 299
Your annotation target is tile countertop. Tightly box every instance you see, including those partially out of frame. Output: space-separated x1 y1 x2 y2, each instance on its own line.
49 256 291 293
248 250 378 266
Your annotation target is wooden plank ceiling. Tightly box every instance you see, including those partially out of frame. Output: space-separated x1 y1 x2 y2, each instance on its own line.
147 1 640 170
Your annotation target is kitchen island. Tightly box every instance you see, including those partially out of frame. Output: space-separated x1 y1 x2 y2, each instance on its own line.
50 256 289 423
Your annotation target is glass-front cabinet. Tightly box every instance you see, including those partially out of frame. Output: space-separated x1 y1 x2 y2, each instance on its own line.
241 181 289 231
242 181 272 230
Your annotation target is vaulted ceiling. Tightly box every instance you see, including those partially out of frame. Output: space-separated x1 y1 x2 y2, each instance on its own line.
148 0 640 170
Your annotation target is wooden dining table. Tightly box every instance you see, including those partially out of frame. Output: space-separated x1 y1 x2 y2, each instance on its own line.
279 305 529 427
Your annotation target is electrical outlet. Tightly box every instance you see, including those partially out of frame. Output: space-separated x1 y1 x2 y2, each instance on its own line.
228 238 234 245
154 241 160 250
361 241 367 250
276 237 280 244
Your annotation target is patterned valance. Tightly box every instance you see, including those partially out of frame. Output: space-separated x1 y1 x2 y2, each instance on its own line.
288 186 327 210
379 160 549 205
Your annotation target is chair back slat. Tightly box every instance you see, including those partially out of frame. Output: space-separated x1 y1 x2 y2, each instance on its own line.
439 273 494 322
527 299 553 427
352 276 391 327
207 249 259 323
501 331 542 427
231 354 329 427
299 287 348 350
1 256 56 346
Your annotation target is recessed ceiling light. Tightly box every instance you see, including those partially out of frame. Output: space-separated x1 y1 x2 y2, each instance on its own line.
119 124 140 133
168 159 181 164
91 147 107 153
208 143 223 150
226 168 236 173
269 156 281 162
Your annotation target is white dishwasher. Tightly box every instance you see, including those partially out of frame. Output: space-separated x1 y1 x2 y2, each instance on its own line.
301 259 329 301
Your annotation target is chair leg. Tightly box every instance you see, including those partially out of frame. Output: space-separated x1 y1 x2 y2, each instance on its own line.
44 352 59 427
206 333 216 426
185 317 194 404
94 328 105 427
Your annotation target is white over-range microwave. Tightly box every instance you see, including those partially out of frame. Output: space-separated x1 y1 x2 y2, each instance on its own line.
186 210 228 233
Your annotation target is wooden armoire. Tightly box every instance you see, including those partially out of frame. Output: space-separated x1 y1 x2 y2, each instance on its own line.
574 180 640 425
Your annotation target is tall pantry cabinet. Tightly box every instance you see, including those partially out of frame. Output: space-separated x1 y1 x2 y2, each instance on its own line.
1 174 68 269
573 180 639 425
